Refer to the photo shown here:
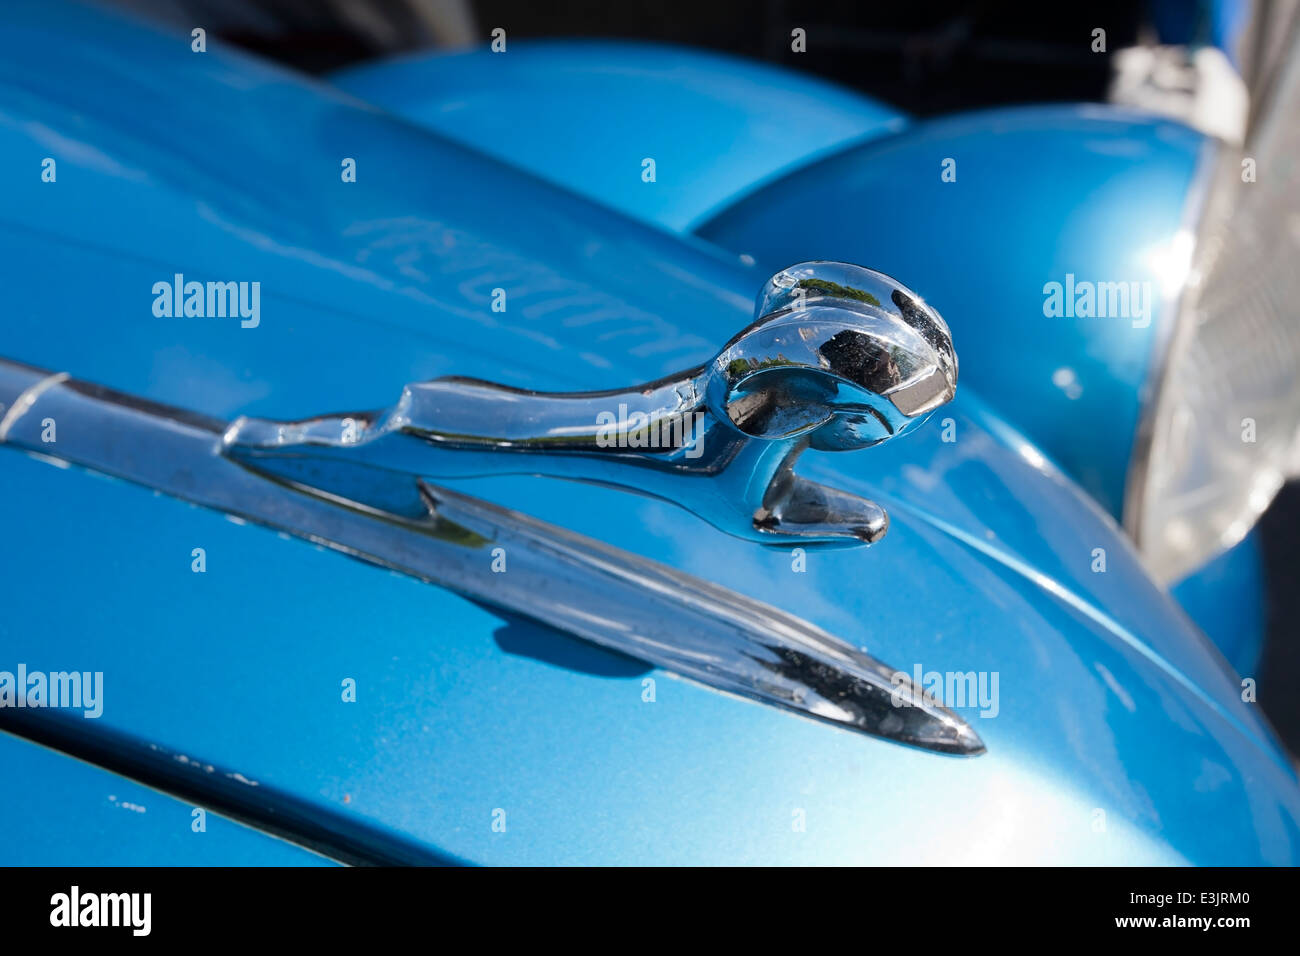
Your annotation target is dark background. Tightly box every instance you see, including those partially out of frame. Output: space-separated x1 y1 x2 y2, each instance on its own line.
113 0 1300 757
126 0 1146 110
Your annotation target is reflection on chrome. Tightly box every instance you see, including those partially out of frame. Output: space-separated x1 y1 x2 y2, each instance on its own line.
224 262 957 548
0 353 981 755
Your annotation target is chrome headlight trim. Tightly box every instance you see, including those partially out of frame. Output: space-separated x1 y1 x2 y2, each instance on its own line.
1123 25 1300 584
1121 135 1222 577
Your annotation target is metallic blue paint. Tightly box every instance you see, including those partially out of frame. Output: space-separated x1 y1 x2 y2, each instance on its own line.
332 41 908 232
0 0 1295 864
0 732 334 865
1171 532 1267 679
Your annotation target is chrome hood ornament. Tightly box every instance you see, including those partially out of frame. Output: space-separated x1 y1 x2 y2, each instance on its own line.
225 262 958 547
0 267 975 754
0 342 982 756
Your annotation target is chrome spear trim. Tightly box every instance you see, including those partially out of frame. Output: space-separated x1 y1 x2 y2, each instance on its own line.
224 262 958 548
0 356 981 756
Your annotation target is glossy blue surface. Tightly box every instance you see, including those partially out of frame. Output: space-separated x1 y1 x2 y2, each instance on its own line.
1172 532 1266 679
699 106 1206 522
0 732 333 865
0 0 1296 864
333 41 907 232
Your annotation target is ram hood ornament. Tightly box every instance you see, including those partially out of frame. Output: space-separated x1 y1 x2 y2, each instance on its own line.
0 292 979 754
225 262 958 547
0 264 974 753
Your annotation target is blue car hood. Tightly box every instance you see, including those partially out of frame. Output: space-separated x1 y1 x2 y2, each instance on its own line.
1 0 1297 864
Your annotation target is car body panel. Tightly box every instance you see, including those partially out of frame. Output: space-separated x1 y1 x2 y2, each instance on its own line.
332 41 908 232
0 0 1296 864
1171 531 1267 678
6 445 1299 864
0 732 334 866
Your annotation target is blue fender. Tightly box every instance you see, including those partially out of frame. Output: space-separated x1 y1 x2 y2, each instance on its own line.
333 41 907 232
1172 531 1267 678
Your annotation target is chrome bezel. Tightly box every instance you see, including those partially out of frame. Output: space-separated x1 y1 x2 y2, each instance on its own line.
1120 136 1222 576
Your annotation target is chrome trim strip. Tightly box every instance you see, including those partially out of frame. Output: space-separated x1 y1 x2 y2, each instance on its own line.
0 370 67 440
0 357 984 755
1120 134 1222 554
